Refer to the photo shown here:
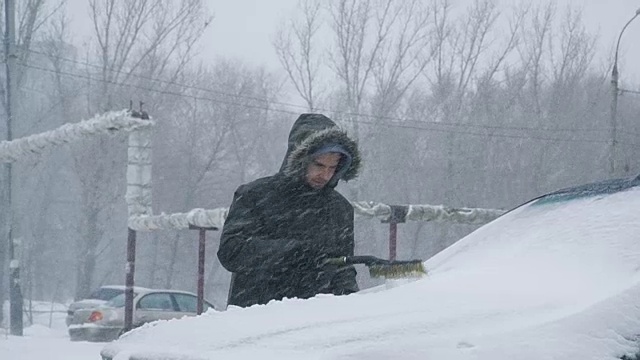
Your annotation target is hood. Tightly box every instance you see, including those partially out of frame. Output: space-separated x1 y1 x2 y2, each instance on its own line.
279 113 361 188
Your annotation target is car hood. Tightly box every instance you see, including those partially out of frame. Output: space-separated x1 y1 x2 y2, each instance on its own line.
102 185 640 360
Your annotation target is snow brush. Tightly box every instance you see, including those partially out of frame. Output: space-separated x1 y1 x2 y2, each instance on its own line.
326 256 426 279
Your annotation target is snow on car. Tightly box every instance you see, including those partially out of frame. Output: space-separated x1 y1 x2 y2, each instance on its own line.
101 175 640 360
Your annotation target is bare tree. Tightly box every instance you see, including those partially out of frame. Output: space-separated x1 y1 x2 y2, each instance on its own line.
384 0 526 257
88 0 210 111
274 0 324 111
140 60 284 294
328 0 379 136
517 2 554 117
548 6 596 112
421 0 519 205
369 0 432 115
66 0 210 299
152 67 232 289
0 0 61 112
0 0 65 326
523 4 599 189
8 6 93 307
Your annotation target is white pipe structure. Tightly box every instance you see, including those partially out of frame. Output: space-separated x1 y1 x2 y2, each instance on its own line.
0 109 505 230
125 120 153 218
0 110 153 163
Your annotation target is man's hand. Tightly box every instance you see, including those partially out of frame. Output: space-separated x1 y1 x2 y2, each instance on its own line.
287 240 328 270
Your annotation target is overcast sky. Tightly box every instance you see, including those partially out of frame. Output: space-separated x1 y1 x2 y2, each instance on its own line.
66 0 640 84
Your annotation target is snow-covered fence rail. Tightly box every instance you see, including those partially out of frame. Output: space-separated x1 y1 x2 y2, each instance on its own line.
0 109 153 163
127 203 505 231
351 202 505 260
351 202 505 224
128 208 228 231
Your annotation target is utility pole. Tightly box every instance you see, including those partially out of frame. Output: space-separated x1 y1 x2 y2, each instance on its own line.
609 8 640 176
4 0 23 336
609 57 618 175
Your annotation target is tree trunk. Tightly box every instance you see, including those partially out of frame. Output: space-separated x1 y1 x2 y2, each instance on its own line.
75 208 99 300
163 233 181 289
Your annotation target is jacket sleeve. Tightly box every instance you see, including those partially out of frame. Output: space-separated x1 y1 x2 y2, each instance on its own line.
330 201 359 295
217 185 300 274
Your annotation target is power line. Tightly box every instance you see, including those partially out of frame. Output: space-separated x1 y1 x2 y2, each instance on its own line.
20 83 90 135
21 61 301 113
24 48 312 111
19 62 639 147
24 48 626 135
620 88 640 96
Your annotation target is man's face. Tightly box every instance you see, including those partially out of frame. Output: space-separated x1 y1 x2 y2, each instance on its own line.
305 152 342 189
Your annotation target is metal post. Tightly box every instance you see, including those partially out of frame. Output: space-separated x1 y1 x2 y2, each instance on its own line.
388 223 397 261
189 224 217 314
610 64 618 175
4 0 22 336
124 228 136 333
197 228 205 314
383 205 408 261
8 238 22 336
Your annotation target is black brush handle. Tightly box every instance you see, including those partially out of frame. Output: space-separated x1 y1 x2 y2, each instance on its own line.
327 256 423 266
326 256 389 266
347 255 388 266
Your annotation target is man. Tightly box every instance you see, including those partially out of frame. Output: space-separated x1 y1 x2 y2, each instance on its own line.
217 113 361 308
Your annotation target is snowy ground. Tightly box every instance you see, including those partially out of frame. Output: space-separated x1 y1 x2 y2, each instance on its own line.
0 302 105 360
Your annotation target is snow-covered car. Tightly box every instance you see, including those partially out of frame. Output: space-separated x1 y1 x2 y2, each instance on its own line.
66 285 142 328
101 174 640 359
69 288 214 342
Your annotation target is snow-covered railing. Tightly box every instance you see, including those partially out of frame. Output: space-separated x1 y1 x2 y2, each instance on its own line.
128 208 228 231
352 202 506 224
127 202 505 231
0 109 153 163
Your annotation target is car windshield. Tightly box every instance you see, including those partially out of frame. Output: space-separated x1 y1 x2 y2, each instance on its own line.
105 293 137 308
425 176 640 282
530 175 640 206
88 287 125 301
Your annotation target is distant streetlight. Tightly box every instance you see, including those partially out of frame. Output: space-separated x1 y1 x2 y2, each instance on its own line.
609 7 640 175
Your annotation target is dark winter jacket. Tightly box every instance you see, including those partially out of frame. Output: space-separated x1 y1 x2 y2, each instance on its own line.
217 114 361 308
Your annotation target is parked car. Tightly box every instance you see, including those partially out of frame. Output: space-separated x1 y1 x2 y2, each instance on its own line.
100 174 640 360
69 288 214 342
66 285 143 327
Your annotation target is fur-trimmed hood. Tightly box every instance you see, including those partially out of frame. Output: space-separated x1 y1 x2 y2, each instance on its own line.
279 114 361 187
